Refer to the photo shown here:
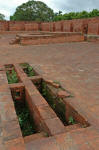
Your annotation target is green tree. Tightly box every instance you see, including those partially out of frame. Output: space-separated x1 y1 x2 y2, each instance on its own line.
0 13 5 20
10 0 54 21
89 9 99 17
53 9 99 21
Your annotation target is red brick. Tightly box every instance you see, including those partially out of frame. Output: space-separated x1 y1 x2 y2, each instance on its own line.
5 137 25 150
57 90 70 98
2 120 22 142
88 23 99 35
25 23 39 31
72 19 83 33
9 23 25 31
41 23 50 31
35 104 57 120
43 117 65 136
63 20 72 32
54 21 62 32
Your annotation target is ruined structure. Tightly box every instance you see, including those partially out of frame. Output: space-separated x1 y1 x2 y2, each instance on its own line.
0 17 99 150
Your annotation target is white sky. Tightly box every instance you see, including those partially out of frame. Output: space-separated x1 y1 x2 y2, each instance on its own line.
0 0 99 20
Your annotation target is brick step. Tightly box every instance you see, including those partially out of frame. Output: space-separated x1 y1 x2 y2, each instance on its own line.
24 132 47 144
9 37 20 45
25 124 81 144
65 123 81 132
25 124 82 150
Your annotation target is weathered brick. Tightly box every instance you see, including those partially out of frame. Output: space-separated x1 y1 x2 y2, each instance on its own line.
41 23 50 31
88 23 99 35
25 23 39 31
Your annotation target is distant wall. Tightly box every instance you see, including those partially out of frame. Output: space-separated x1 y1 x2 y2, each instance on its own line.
0 17 99 35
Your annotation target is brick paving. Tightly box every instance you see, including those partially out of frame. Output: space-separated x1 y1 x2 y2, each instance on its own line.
0 33 99 150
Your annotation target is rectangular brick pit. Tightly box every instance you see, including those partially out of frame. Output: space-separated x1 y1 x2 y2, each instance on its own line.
13 63 65 136
33 79 90 128
14 63 90 134
0 63 91 149
0 70 25 150
5 64 20 84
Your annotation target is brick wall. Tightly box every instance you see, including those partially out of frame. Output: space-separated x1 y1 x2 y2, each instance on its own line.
72 19 83 33
41 23 50 31
54 21 63 32
25 23 39 31
0 21 9 31
87 18 99 35
0 17 99 35
50 22 55 32
9 22 25 31
88 23 99 35
63 20 72 32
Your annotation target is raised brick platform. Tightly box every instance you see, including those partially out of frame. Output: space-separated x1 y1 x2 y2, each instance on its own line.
11 32 84 45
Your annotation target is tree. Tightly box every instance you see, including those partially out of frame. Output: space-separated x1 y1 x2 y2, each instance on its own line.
53 9 99 21
89 9 99 17
0 13 5 20
10 0 54 21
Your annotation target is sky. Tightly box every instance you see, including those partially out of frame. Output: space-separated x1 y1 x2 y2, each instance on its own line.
0 0 99 20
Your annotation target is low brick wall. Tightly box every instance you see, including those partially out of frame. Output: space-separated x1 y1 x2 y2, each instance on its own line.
86 35 99 42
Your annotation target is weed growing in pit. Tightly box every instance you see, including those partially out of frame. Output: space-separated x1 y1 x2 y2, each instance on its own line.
42 82 47 96
53 80 61 85
21 63 35 77
6 69 18 84
14 100 36 137
27 66 35 77
68 116 75 125
41 81 66 125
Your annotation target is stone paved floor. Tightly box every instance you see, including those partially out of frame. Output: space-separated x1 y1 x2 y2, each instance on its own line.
0 33 99 150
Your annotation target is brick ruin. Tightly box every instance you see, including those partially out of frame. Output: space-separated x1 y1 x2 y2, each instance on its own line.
0 17 99 45
13 32 84 45
0 17 99 34
0 63 90 149
0 17 99 150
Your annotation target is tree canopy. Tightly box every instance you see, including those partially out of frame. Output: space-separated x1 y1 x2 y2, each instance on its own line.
10 0 99 22
53 9 99 21
10 0 54 21
0 13 5 20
